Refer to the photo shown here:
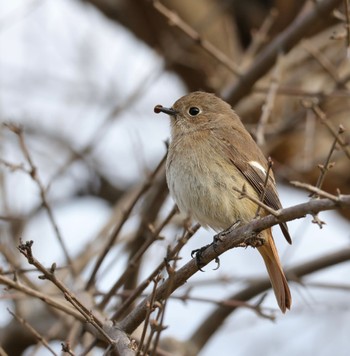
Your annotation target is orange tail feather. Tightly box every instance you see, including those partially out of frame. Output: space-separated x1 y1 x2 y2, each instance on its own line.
258 230 291 313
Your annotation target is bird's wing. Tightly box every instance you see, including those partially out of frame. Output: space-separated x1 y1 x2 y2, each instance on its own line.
217 128 292 244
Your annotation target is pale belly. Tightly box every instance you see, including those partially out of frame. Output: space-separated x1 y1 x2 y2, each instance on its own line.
166 154 258 232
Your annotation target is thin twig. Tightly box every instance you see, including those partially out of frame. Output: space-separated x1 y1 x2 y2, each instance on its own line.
61 342 75 356
301 39 340 83
255 52 281 146
111 223 201 321
85 152 167 290
150 242 182 355
7 309 58 356
3 123 75 275
152 0 242 76
146 300 165 356
240 9 278 69
17 240 116 345
0 274 82 320
313 126 344 194
304 102 350 159
233 184 280 217
98 205 178 310
344 0 350 58
136 275 162 355
224 0 343 104
290 181 340 201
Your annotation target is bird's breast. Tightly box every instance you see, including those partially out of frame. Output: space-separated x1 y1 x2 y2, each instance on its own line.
166 136 257 231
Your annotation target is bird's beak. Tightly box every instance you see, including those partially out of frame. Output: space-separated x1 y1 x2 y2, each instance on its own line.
154 105 178 116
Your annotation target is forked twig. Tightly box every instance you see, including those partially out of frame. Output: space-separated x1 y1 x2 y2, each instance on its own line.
85 152 167 289
233 184 280 218
111 223 201 321
17 240 116 345
305 102 350 159
290 181 340 201
3 123 75 275
98 205 178 311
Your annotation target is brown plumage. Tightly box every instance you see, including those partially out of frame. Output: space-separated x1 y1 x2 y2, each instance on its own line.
155 91 292 312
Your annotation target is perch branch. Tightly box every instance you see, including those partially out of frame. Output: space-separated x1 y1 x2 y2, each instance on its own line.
118 194 350 334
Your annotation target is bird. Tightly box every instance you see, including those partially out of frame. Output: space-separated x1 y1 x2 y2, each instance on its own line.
154 91 292 313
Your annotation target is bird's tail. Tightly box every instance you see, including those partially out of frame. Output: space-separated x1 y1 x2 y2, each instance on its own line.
257 230 291 313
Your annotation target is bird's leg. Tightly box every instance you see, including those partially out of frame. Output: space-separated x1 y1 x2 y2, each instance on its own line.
241 232 265 249
214 220 241 242
191 220 241 271
216 221 265 249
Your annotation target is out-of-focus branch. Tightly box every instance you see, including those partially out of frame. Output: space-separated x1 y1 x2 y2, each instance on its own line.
223 0 343 104
152 0 242 76
111 223 201 321
7 309 57 356
0 274 82 320
3 123 75 275
85 152 167 289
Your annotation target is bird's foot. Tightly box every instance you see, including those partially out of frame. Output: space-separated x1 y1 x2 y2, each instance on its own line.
191 221 241 271
241 233 265 249
191 242 221 271
191 243 212 271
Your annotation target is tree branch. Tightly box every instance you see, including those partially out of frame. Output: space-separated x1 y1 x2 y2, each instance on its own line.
224 0 343 104
118 194 350 334
190 247 350 352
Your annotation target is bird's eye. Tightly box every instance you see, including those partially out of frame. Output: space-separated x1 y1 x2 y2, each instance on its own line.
188 107 200 116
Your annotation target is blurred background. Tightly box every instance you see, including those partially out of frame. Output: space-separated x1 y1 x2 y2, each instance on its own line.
0 0 350 355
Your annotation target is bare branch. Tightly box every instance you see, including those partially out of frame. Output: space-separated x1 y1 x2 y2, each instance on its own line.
224 0 343 104
111 223 201 322
255 56 281 146
85 152 167 289
7 309 58 356
290 181 340 201
0 275 82 320
17 240 115 345
118 195 350 334
343 0 350 58
190 246 350 352
3 123 75 275
152 0 242 76
304 102 350 159
98 205 177 311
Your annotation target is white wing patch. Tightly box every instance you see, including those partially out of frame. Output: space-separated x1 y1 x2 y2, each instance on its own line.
249 160 266 176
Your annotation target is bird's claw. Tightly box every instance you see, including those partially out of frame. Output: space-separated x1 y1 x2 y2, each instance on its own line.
191 241 221 271
191 244 211 271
